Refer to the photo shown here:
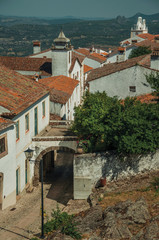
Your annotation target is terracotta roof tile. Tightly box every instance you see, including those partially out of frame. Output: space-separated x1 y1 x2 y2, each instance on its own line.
90 52 106 62
137 33 155 41
76 48 90 56
136 93 158 103
39 75 79 104
87 54 150 82
0 56 52 76
0 117 14 131
84 65 93 73
135 39 159 50
0 63 49 117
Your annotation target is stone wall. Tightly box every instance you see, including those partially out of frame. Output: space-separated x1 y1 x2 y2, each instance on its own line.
74 150 159 199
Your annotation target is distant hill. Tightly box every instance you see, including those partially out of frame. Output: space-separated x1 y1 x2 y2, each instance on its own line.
0 13 158 57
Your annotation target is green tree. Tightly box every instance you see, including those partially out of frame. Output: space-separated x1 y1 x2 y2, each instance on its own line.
72 92 159 155
128 46 151 59
146 72 159 98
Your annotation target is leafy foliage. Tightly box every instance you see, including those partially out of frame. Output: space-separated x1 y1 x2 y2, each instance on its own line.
128 46 151 59
72 91 159 155
43 206 82 239
146 72 159 97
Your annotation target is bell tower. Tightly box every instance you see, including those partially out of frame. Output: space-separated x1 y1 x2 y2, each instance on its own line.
51 30 72 77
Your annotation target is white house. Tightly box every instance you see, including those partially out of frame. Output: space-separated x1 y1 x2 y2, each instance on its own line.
73 48 107 68
87 54 158 99
39 75 80 120
0 64 50 209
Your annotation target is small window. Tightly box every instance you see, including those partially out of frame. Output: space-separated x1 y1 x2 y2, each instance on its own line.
16 121 20 141
42 101 45 118
0 134 8 158
129 86 136 92
25 113 29 132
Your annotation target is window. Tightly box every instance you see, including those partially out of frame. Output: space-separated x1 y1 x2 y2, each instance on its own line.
0 134 8 158
42 101 45 118
129 86 136 92
25 113 29 132
16 121 20 141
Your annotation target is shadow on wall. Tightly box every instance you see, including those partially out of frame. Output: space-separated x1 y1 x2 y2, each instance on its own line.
101 151 157 181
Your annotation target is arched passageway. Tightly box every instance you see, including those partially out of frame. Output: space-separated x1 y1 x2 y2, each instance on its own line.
33 146 75 205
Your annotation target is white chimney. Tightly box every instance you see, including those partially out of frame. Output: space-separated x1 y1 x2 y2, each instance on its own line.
33 41 41 54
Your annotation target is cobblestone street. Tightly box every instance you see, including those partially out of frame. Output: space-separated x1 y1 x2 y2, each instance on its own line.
0 152 74 240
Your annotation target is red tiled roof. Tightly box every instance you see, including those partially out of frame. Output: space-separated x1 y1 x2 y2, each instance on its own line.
136 93 158 104
39 75 79 104
0 63 49 117
0 117 14 131
72 51 85 63
0 56 52 76
76 48 90 56
84 65 93 73
138 33 155 41
87 54 150 82
118 47 125 52
123 41 130 45
90 52 106 62
135 39 159 50
101 52 109 56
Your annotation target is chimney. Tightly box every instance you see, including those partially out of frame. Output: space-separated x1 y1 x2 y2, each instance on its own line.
151 48 159 70
154 36 159 44
33 41 41 54
116 47 126 63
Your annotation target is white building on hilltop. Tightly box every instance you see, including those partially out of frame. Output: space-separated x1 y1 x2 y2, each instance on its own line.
131 17 148 38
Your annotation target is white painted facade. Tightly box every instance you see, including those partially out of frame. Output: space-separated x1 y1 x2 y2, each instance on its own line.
29 49 52 58
151 55 159 70
0 94 50 209
107 46 136 64
50 83 80 120
0 124 16 210
89 65 155 99
70 59 84 100
52 49 72 77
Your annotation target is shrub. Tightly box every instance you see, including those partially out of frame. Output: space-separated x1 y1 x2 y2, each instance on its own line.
43 206 82 239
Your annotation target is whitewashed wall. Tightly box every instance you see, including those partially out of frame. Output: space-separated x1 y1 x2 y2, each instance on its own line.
89 65 154 99
29 50 52 58
0 125 16 209
52 50 72 77
13 94 50 193
74 150 159 199
50 84 80 120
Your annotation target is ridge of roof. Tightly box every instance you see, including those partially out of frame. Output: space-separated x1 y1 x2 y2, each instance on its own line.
0 56 52 75
87 54 150 82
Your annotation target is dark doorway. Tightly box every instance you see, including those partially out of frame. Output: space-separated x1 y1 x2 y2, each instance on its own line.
39 149 74 205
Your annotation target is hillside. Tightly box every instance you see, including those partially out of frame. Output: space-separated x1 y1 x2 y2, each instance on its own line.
0 13 159 57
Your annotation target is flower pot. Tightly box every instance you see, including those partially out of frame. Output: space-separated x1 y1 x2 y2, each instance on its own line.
77 147 84 154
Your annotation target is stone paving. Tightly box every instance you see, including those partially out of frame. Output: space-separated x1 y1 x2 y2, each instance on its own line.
0 183 64 240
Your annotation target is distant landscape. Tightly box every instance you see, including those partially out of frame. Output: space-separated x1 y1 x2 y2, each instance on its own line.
0 12 159 57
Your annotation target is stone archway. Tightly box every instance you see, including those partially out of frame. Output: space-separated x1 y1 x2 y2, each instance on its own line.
0 173 3 210
33 146 75 186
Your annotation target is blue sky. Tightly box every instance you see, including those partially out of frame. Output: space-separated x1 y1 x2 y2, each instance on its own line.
0 0 158 19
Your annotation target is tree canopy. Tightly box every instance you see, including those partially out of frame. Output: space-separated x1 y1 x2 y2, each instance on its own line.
128 46 151 59
146 72 159 97
72 91 159 155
